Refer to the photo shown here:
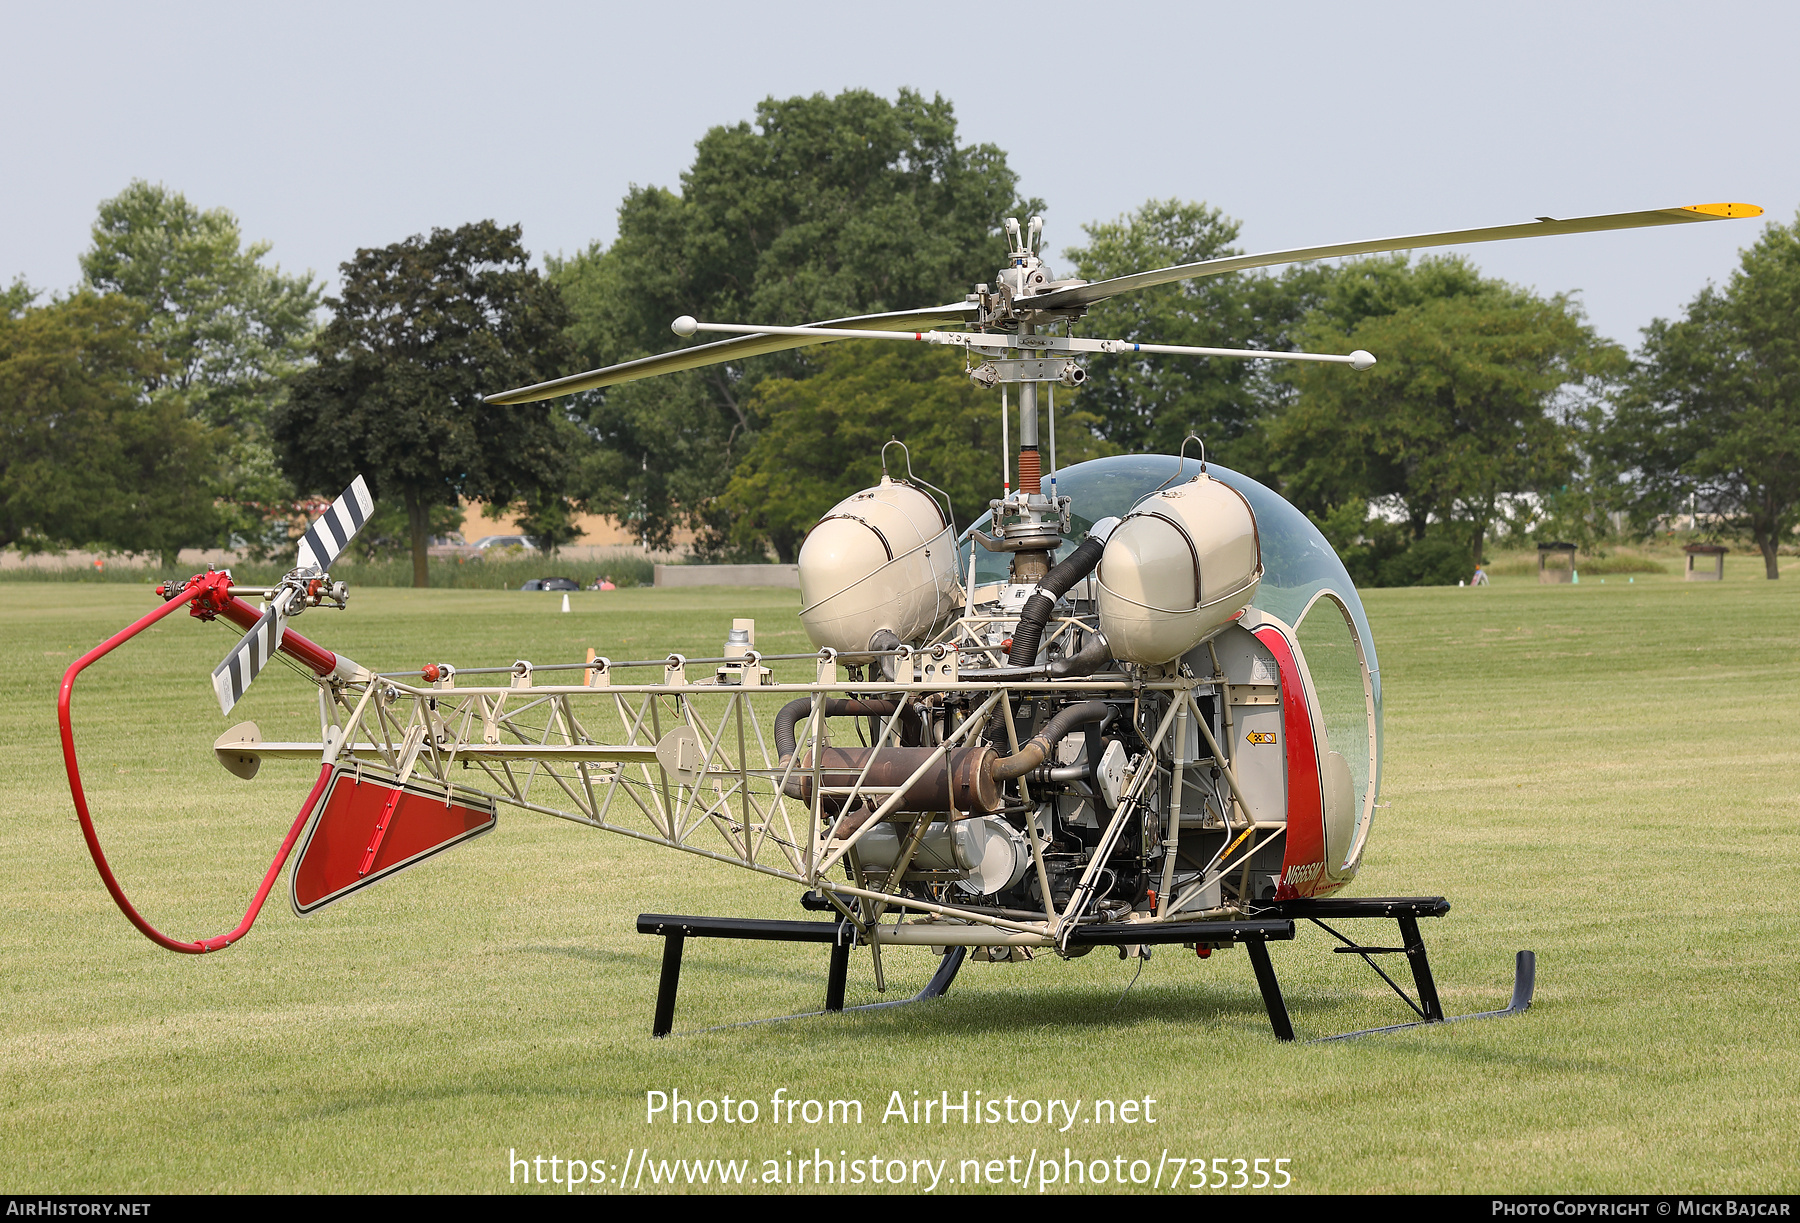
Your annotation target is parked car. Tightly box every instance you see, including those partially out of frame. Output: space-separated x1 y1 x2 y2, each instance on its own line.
470 535 539 556
425 532 468 559
519 576 581 591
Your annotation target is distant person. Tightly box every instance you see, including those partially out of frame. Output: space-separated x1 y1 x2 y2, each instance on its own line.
1471 565 1490 586
593 575 616 591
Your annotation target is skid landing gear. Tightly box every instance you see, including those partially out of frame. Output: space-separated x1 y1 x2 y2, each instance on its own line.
1263 897 1536 1041
636 912 1296 1038
634 897 1533 1042
637 914 969 1037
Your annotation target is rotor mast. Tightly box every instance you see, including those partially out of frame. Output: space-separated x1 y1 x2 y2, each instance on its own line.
975 216 1075 586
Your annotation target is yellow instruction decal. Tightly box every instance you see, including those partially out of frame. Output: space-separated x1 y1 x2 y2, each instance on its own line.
1246 732 1277 745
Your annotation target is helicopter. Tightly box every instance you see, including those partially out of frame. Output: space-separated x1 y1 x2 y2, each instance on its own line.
59 200 1761 1040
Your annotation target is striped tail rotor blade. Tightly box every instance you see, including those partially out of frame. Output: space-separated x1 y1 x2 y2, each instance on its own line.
211 604 286 716
295 475 375 572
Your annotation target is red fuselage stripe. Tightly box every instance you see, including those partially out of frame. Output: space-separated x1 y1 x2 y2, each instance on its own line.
1254 626 1327 898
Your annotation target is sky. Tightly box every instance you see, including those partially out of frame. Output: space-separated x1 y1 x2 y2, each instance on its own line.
4 0 1794 350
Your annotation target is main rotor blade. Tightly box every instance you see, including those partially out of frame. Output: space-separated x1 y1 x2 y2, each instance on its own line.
295 475 374 572
1021 202 1764 313
483 302 978 405
212 604 285 716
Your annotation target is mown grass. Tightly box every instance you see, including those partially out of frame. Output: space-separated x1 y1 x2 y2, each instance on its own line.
1 566 1795 1194
1485 551 1670 576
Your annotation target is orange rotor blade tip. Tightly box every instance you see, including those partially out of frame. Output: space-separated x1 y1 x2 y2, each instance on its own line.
1683 203 1763 219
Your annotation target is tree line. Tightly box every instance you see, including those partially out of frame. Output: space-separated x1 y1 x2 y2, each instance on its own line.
4 89 1796 583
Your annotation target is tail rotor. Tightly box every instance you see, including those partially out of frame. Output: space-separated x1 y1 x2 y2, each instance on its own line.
295 475 374 573
211 603 285 715
209 475 375 715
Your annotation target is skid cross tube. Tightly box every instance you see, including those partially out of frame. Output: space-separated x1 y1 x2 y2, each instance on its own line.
1058 919 1300 1041
1313 952 1538 1043
636 912 1302 1038
1274 896 1449 1027
637 913 968 1037
1312 915 1443 1022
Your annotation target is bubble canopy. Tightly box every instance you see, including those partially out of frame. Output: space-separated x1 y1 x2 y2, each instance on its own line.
955 453 1382 789
960 456 1371 654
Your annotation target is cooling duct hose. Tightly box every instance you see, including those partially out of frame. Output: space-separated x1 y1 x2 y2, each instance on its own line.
1006 527 1111 668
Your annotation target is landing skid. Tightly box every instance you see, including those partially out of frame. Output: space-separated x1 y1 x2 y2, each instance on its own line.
1310 950 1536 1042
637 914 969 1037
1266 897 1536 1042
637 912 1296 1038
634 897 1534 1042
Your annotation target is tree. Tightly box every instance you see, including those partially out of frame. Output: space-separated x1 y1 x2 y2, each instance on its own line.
721 343 1109 560
80 181 321 552
1 292 223 564
1268 256 1620 571
1061 199 1330 475
3 278 34 318
549 89 1033 552
272 222 574 586
347 499 466 562
1264 254 1506 522
1606 211 1800 578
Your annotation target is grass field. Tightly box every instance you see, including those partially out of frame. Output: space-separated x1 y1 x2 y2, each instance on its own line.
2 568 1796 1195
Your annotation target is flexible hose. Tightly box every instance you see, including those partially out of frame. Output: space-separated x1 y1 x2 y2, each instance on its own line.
776 690 1113 795
1006 533 1107 667
868 629 903 683
960 631 1113 682
991 700 1115 782
1043 634 1113 678
774 697 902 799
773 697 901 759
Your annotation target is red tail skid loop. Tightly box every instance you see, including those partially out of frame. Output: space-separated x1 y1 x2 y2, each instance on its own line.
58 587 328 954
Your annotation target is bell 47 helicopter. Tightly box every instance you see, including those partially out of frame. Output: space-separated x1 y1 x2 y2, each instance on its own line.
60 201 1760 1040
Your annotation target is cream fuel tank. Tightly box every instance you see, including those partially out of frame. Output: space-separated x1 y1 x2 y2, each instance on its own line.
796 475 959 662
1094 471 1264 665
